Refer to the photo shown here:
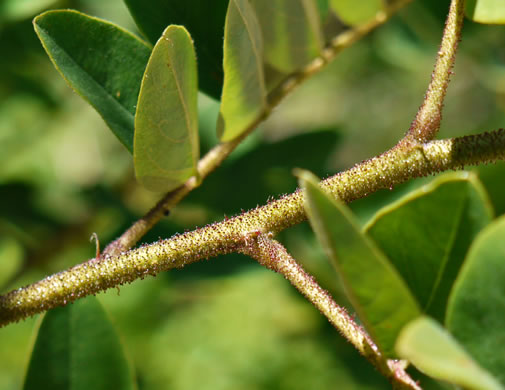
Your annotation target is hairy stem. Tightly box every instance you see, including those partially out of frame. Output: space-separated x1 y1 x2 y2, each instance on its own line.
242 235 421 390
403 0 465 143
103 0 412 257
2 128 504 327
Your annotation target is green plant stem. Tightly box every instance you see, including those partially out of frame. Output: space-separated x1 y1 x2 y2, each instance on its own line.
1 128 504 327
242 235 421 390
102 0 412 257
403 0 465 143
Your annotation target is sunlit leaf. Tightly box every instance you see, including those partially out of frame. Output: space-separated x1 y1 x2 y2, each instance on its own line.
123 0 228 99
250 0 324 73
465 0 505 24
23 296 135 390
329 0 384 26
218 0 267 142
446 215 505 386
396 317 503 390
365 172 492 321
33 10 151 152
299 170 420 357
134 25 199 192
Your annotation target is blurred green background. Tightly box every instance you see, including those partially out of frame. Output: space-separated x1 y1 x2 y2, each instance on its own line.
1 0 505 389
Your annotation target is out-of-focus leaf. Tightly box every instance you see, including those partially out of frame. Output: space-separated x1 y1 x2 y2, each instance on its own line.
250 0 324 73
33 10 151 152
365 172 493 321
396 317 503 390
0 0 56 23
122 269 391 390
134 25 199 192
446 215 505 385
465 0 505 24
0 237 24 289
316 0 330 21
329 0 383 26
299 170 420 357
218 0 267 142
23 296 135 390
123 0 228 99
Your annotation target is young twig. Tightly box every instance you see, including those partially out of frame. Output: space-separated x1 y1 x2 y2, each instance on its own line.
402 0 465 144
241 234 421 390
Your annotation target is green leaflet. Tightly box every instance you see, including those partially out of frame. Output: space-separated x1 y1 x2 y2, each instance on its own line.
33 10 151 152
396 317 503 390
134 25 199 192
123 0 228 99
446 215 505 386
218 0 267 142
250 0 324 73
329 0 383 26
23 296 135 390
365 172 493 322
299 170 420 357
466 0 505 24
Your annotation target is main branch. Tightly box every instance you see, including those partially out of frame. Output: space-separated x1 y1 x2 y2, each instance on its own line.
2 129 504 327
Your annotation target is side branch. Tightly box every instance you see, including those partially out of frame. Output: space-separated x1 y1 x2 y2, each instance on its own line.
241 235 421 390
1 128 504 327
403 0 465 143
103 0 412 257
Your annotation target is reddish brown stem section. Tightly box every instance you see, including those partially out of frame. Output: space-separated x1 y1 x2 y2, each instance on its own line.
403 0 465 143
242 235 421 390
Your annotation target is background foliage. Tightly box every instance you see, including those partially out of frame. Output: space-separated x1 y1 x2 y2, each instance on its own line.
1 0 505 389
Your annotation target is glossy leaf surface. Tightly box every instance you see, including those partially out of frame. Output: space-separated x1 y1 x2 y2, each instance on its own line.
218 0 267 142
23 296 134 390
396 317 503 390
329 0 383 25
123 0 228 99
446 215 505 386
365 172 492 321
33 10 151 152
250 0 324 73
300 171 420 357
134 25 199 192
466 0 505 24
